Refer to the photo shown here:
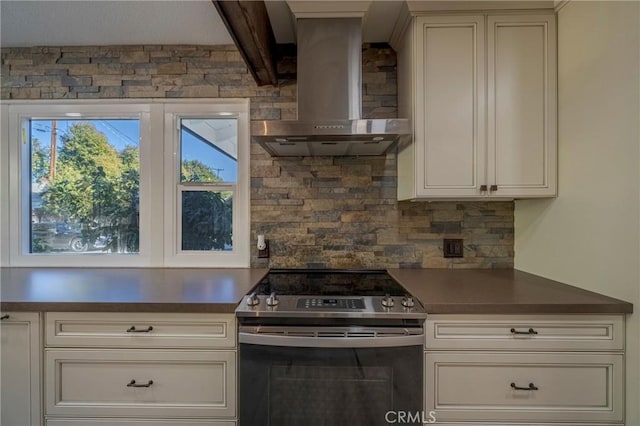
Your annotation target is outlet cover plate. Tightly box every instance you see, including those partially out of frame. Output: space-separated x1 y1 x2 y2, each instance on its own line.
443 239 463 258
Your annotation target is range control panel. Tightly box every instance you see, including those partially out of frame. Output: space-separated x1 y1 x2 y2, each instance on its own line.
296 298 366 310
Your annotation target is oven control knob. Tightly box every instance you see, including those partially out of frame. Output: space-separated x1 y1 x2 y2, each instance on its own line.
401 296 415 308
266 292 279 307
381 294 394 308
246 291 260 306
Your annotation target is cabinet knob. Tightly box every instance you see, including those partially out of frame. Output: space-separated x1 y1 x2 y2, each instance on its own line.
490 184 498 192
480 185 488 192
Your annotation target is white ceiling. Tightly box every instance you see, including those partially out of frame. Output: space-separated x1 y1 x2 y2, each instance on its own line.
0 0 404 48
0 0 234 47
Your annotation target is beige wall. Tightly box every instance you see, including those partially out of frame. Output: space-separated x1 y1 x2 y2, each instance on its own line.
515 1 640 423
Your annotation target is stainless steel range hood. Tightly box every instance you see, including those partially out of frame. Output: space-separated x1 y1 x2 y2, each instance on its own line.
251 18 410 156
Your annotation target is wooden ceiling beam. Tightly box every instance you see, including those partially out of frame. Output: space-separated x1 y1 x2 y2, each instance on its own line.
212 0 278 87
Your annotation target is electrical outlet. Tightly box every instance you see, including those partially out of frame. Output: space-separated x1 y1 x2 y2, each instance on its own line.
443 239 463 258
258 239 270 258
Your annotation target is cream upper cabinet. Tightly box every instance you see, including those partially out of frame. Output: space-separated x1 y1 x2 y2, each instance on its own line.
396 12 557 200
487 14 557 198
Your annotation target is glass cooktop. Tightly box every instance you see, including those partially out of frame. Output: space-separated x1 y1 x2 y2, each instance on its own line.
253 269 409 297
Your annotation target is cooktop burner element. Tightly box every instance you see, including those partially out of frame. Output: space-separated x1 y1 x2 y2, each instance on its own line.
235 269 426 320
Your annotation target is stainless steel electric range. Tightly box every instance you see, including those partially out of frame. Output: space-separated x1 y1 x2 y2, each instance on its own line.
236 269 428 426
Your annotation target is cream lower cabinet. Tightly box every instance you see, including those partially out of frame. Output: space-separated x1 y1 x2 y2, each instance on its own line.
1 311 42 426
425 314 626 425
395 12 556 200
44 312 236 426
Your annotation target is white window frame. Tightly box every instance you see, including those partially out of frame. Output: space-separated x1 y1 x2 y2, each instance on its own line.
163 101 250 267
0 99 250 268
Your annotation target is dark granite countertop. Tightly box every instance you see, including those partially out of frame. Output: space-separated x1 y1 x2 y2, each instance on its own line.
0 267 632 315
388 268 633 314
0 268 269 313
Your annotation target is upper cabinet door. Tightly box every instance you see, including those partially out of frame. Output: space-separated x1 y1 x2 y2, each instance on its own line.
414 15 486 198
487 14 557 198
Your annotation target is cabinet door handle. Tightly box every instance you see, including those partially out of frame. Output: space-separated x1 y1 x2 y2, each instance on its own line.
0 315 9 320
126 379 154 388
510 327 538 335
126 326 153 333
480 185 488 192
490 184 498 192
511 382 539 391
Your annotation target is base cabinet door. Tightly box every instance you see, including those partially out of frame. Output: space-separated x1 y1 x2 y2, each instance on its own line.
425 352 623 423
1 312 42 426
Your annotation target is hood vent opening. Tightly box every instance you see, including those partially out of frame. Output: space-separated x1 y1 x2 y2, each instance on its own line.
251 16 410 157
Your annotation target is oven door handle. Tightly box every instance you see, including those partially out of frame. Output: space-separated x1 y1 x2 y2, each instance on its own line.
239 331 424 348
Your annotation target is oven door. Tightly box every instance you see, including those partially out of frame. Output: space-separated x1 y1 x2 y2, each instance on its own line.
239 326 424 426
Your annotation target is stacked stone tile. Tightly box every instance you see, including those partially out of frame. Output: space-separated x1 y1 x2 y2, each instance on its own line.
1 43 514 269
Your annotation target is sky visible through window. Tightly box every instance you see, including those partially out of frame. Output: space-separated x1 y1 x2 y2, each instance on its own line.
32 119 238 183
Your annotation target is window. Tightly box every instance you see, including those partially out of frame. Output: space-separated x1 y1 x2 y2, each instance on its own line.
179 118 236 251
1 100 250 267
163 103 249 267
28 118 140 254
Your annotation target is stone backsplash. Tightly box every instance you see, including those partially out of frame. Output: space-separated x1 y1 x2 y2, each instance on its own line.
1 44 514 268
251 152 514 269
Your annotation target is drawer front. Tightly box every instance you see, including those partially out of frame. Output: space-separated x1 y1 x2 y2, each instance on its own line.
45 349 236 418
46 420 234 426
46 312 236 348
429 423 619 426
425 352 624 423
426 315 624 351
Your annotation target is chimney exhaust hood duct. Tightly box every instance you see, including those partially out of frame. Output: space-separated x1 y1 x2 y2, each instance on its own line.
251 18 410 156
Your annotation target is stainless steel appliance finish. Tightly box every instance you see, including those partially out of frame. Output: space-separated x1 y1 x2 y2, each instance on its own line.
251 18 411 156
239 325 424 348
235 269 427 320
237 270 424 426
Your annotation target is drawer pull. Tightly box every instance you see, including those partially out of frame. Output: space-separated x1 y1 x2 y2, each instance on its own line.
126 326 153 333
0 315 9 320
511 382 539 391
126 379 154 388
510 327 538 335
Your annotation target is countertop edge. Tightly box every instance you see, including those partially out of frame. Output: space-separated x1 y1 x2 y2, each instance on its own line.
0 301 240 314
423 303 634 315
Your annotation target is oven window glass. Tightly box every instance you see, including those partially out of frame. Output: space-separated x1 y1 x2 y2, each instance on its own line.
240 344 422 426
270 365 392 424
